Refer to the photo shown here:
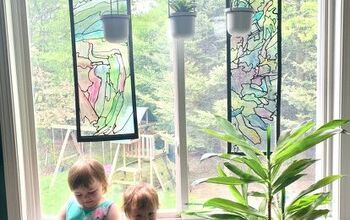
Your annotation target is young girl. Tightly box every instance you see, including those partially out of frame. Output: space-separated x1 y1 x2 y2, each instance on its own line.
122 182 159 220
59 158 120 220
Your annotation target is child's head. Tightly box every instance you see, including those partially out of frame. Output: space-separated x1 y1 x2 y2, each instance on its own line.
68 158 108 209
123 182 159 220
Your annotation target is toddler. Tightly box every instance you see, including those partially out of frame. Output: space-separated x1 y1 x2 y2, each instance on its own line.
122 182 159 220
59 158 120 220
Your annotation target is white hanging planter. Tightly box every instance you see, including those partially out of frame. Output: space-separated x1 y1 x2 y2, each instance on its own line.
169 12 196 39
225 7 254 36
101 14 130 43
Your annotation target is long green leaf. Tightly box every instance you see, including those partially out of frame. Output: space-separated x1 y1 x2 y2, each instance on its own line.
273 159 316 186
305 210 330 220
272 128 342 165
204 198 267 219
286 193 331 214
224 162 264 183
217 164 246 204
289 175 342 207
247 191 266 198
206 176 249 185
276 129 291 149
272 174 306 194
271 162 282 180
200 153 238 162
209 213 247 220
214 114 242 137
272 119 349 165
288 193 330 219
183 210 247 220
274 121 315 153
202 128 264 161
316 119 349 133
235 157 268 180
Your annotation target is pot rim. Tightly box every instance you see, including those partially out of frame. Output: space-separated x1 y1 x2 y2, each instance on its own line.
225 7 254 13
101 14 130 19
169 11 197 18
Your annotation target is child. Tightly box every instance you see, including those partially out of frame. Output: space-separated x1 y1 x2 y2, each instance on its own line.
59 158 120 220
122 182 159 220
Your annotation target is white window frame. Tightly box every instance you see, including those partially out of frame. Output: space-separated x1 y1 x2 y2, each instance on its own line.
316 1 350 219
1 0 350 219
0 0 41 219
332 0 350 219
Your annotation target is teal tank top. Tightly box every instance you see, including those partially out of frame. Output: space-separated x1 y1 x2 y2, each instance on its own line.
65 199 113 220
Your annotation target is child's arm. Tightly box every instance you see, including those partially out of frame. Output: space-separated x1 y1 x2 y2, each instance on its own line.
107 203 120 220
58 206 66 220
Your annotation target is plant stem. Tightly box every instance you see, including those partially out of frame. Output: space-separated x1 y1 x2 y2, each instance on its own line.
267 126 272 220
268 161 272 220
281 188 285 219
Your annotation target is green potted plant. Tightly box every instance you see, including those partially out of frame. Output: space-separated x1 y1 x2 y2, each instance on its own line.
185 115 349 219
101 0 129 43
168 0 197 39
225 0 254 36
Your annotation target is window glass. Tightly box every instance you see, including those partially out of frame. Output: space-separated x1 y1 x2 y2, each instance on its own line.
27 0 175 216
27 0 318 216
187 0 318 209
185 0 230 205
280 0 318 200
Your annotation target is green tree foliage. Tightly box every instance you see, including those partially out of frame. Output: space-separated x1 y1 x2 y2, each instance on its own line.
29 0 319 151
29 0 75 127
281 0 318 129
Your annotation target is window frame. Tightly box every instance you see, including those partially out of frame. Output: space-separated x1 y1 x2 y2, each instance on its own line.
1 0 350 219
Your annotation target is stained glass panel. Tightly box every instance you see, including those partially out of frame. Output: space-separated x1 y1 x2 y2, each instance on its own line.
69 0 138 142
229 0 280 150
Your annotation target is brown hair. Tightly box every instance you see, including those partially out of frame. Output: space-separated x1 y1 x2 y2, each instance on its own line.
123 182 159 217
68 158 108 192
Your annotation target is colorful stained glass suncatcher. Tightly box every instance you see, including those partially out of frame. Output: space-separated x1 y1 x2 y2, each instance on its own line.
229 0 280 150
69 0 138 142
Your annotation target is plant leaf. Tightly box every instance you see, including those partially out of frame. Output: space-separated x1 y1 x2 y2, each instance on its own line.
202 128 263 161
234 157 268 180
289 175 342 207
247 191 266 198
183 209 247 220
316 119 349 133
272 119 349 165
272 127 343 165
214 114 241 136
286 193 331 214
224 162 265 183
191 176 250 189
200 153 237 161
274 121 315 153
272 174 306 194
204 198 268 219
287 193 330 219
206 176 248 185
273 159 317 186
217 164 246 204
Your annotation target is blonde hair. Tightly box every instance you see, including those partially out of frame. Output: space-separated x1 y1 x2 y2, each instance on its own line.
123 182 159 217
68 158 108 192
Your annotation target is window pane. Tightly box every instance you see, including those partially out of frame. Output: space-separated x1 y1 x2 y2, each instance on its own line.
185 0 229 205
280 0 318 201
27 0 176 217
187 0 319 210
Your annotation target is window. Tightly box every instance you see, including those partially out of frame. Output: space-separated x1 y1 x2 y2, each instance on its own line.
2 0 350 219
27 0 177 216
